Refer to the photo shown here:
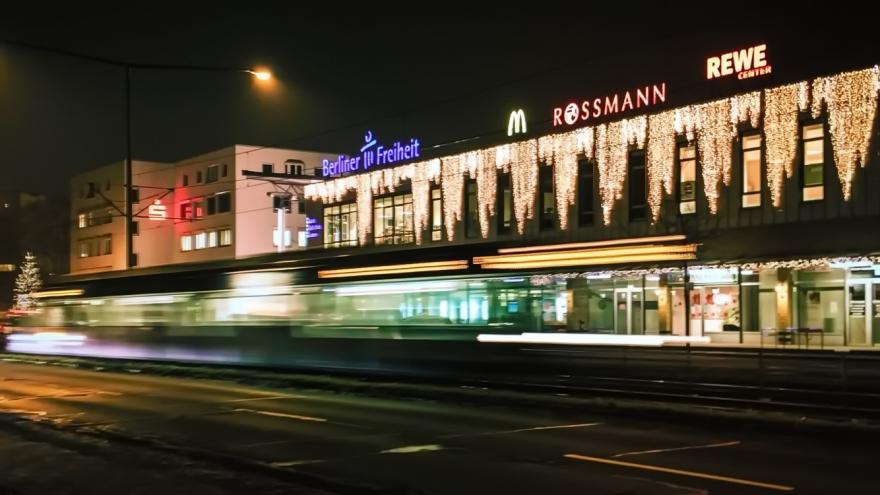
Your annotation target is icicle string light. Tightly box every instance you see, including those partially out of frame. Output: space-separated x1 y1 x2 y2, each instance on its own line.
730 91 762 131
508 140 539 234
441 154 464 241
303 66 880 242
811 66 879 200
764 83 800 207
647 111 675 222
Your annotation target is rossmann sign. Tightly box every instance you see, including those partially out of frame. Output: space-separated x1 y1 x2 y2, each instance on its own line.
552 83 667 128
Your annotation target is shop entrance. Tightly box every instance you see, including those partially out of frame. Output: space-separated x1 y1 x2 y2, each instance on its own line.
614 286 644 335
847 281 880 346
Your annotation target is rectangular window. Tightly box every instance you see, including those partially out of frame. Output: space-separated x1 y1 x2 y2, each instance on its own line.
219 228 232 246
206 165 218 183
679 145 696 214
465 179 479 238
208 230 218 248
578 158 594 226
742 134 762 208
221 164 228 177
374 193 414 245
216 192 231 213
179 201 192 220
194 231 207 250
298 201 305 214
628 151 647 221
324 203 358 248
496 172 512 235
182 174 189 187
431 187 443 241
272 229 292 247
802 123 824 201
539 165 555 230
196 170 203 183
79 241 89 258
262 163 274 174
297 229 307 248
193 198 205 218
100 236 112 255
285 161 304 175
180 234 193 252
86 182 96 198
78 213 86 228
207 196 217 215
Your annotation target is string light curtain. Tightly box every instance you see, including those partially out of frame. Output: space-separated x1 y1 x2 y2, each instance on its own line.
764 83 800 207
646 110 675 223
811 66 880 200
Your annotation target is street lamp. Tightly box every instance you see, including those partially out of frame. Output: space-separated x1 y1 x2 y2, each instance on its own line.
2 38 270 269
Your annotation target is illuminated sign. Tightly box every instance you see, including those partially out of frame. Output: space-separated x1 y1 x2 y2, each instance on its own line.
507 109 527 136
706 43 771 80
322 131 421 177
305 216 322 239
147 200 166 220
552 83 667 127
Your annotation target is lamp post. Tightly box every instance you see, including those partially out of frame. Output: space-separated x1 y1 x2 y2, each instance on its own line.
1 38 271 269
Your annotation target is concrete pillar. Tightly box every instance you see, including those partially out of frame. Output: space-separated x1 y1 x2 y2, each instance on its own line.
776 268 793 330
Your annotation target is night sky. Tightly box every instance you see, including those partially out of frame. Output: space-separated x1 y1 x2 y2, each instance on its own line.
0 4 876 196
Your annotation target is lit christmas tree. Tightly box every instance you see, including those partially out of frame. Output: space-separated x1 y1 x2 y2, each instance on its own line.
14 252 42 311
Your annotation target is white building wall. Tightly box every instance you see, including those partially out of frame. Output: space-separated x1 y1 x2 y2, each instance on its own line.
233 145 335 259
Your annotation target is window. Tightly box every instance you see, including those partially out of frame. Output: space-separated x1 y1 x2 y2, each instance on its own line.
206 165 218 183
196 170 203 183
298 201 305 214
86 182 96 198
79 241 89 258
182 174 189 187
216 192 231 213
81 208 113 227
285 160 304 175
221 164 228 177
324 203 358 248
742 134 762 208
496 173 512 235
539 165 555 230
207 196 217 215
179 201 192 220
431 187 443 241
802 123 824 201
465 179 479 238
219 228 232 246
273 229 292 247
100 236 112 255
374 193 414 245
78 213 87 228
130 188 140 203
208 230 218 248
679 145 696 214
180 234 193 252
194 231 207 250
262 163 274 174
578 158 595 226
628 151 647 221
298 229 308 248
193 198 205 218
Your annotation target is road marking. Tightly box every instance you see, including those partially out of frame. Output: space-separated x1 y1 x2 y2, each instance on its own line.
442 422 601 439
270 459 325 467
233 408 326 423
565 454 794 492
381 444 445 454
225 395 306 403
612 440 741 458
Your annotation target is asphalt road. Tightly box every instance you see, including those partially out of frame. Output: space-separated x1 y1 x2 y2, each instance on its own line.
0 361 874 494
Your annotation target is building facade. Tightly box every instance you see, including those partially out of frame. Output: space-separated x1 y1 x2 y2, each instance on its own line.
70 146 336 275
302 65 880 347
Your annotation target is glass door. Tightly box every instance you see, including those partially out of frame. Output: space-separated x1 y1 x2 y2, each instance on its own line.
614 286 644 335
848 283 869 346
